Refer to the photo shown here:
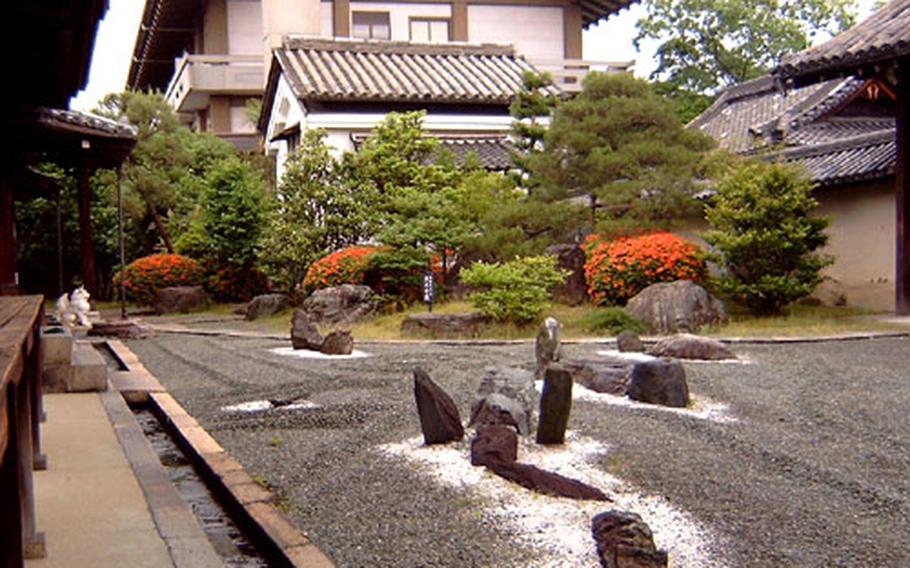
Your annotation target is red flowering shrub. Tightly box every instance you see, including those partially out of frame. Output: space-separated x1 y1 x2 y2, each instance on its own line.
115 253 204 306
583 232 705 306
303 246 383 292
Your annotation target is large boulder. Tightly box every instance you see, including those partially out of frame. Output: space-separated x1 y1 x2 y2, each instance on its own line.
302 285 380 325
487 461 610 501
401 312 490 338
469 393 530 435
291 309 324 351
628 359 689 408
320 330 353 355
545 243 587 306
625 280 726 334
471 424 518 467
592 510 668 568
245 294 290 321
154 286 209 315
413 368 464 445
648 333 735 360
471 367 536 434
562 359 632 396
536 365 573 445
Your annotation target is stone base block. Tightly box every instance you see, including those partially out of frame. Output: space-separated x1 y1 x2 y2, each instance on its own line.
42 326 74 367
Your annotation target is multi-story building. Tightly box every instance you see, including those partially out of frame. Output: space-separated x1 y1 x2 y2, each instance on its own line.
128 0 634 156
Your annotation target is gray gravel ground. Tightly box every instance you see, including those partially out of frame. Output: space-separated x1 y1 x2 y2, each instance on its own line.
126 334 910 567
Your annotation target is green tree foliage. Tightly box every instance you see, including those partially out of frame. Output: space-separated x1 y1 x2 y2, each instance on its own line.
460 255 569 324
258 130 370 292
525 72 714 233
636 0 857 94
509 71 560 190
95 91 234 252
652 81 715 124
704 161 832 315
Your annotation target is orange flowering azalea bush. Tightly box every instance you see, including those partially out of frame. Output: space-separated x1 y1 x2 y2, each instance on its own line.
303 245 383 292
115 253 205 306
584 232 705 306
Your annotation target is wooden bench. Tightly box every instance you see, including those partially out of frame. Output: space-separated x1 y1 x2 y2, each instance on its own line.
0 296 46 565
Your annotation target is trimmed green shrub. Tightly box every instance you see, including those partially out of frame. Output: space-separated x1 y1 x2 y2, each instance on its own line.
460 255 568 324
580 308 647 335
704 161 832 315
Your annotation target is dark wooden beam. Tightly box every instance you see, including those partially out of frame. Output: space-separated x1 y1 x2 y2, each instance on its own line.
76 161 97 298
897 57 910 314
0 177 17 296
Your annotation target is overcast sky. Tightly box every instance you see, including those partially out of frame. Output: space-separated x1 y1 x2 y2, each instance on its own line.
69 0 879 112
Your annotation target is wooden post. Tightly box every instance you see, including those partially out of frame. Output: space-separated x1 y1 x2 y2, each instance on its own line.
897 57 910 314
0 176 17 296
76 158 97 297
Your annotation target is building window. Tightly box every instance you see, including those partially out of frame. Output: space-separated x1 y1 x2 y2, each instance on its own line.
409 18 449 43
352 12 390 40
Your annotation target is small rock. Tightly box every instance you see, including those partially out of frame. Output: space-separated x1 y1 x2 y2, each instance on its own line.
616 330 644 352
471 424 518 467
469 393 530 435
302 284 380 325
154 286 209 314
562 359 632 396
625 280 726 334
628 359 689 408
87 320 152 339
413 368 464 445
291 309 324 351
537 365 572 445
320 330 354 355
400 312 490 338
648 333 735 360
592 510 668 568
245 294 290 321
487 461 610 501
535 317 561 379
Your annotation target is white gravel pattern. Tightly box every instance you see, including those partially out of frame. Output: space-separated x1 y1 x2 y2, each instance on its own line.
268 347 371 359
595 349 753 365
380 432 726 568
220 399 320 413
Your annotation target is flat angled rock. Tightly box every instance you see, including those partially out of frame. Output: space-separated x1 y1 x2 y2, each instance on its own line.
487 460 610 501
413 368 464 445
648 333 735 360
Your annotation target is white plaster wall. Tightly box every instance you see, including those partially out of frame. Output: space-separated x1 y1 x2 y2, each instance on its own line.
321 1 334 37
349 1 451 41
814 180 896 311
228 0 263 54
468 5 563 60
264 75 308 181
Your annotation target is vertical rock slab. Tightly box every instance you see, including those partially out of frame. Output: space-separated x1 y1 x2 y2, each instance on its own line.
291 309 324 351
628 359 689 408
413 368 464 445
592 510 668 568
537 365 573 444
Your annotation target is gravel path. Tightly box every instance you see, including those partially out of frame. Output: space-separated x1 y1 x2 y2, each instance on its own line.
126 334 910 567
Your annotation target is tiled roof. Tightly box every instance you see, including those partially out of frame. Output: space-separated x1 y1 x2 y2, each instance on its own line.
276 38 552 105
579 0 638 28
782 129 895 186
786 117 895 145
688 75 857 153
38 108 138 140
777 0 910 83
351 133 513 171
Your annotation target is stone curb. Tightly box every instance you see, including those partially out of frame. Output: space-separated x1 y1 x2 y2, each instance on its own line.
144 323 909 346
104 341 334 568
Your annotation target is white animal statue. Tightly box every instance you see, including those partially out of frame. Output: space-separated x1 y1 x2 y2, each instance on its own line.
55 286 93 329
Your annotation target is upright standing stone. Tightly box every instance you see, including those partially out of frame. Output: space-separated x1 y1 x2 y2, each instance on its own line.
413 368 464 445
291 309 324 351
537 365 573 444
535 317 561 379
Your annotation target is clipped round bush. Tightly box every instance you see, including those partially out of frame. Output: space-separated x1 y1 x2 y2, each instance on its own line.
581 307 646 335
303 245 383 292
584 232 705 306
116 253 204 306
460 255 569 324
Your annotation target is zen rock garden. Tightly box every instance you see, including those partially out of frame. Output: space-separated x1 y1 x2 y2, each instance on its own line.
409 317 736 567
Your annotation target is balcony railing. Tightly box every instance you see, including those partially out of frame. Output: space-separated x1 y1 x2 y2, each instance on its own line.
165 54 264 112
527 58 635 93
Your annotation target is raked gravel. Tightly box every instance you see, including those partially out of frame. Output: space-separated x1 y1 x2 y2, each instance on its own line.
126 334 910 567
